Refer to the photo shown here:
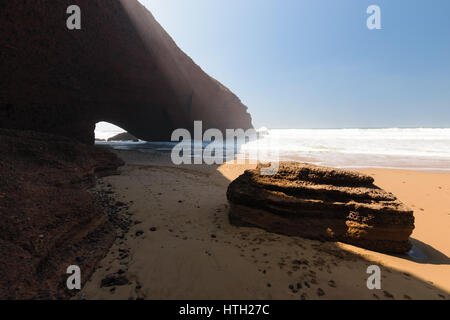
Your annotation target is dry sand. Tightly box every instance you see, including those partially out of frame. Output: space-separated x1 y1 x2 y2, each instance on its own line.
80 150 450 300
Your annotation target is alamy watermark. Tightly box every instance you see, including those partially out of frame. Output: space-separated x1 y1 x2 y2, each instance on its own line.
367 5 382 30
170 121 279 175
66 5 81 30
366 265 381 290
65 5 381 31
66 265 81 290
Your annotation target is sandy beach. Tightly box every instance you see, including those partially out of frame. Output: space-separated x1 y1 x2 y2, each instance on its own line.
78 150 450 300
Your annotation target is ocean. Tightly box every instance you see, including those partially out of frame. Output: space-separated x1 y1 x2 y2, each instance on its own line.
95 123 450 171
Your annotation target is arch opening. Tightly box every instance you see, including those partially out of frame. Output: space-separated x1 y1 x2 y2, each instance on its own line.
95 121 138 142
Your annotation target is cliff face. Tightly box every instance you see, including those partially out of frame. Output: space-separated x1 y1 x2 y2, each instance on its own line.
227 162 415 253
0 0 253 144
0 129 124 299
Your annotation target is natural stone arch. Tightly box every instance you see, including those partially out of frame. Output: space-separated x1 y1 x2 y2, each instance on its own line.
0 0 253 144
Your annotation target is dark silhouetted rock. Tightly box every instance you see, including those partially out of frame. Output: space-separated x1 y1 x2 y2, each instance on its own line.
101 276 129 288
227 162 415 253
107 132 139 142
0 0 252 144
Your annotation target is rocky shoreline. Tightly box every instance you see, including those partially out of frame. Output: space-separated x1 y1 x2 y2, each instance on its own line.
0 129 124 299
80 181 136 299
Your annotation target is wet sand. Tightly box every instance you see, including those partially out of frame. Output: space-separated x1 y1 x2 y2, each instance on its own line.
79 150 450 300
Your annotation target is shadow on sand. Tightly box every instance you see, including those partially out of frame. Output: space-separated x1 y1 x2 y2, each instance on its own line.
393 238 450 265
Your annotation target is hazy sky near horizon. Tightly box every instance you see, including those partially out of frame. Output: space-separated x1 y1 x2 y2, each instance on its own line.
139 0 450 129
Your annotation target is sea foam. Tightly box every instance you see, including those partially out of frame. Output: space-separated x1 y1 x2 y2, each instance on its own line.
96 127 450 171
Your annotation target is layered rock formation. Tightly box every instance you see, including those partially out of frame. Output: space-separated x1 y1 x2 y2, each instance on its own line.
0 0 252 144
0 129 124 299
227 162 415 253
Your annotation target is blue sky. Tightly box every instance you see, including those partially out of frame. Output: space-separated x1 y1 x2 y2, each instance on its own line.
139 0 450 128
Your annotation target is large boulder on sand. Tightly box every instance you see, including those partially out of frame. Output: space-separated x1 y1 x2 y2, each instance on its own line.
227 162 415 253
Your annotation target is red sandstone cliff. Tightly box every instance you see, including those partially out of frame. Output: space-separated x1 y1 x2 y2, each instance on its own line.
0 129 124 299
0 0 253 143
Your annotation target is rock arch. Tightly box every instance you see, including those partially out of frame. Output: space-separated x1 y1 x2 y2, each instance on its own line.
0 0 253 144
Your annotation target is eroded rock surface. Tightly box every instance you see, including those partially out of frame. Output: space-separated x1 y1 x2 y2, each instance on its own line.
227 162 415 253
0 129 124 299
